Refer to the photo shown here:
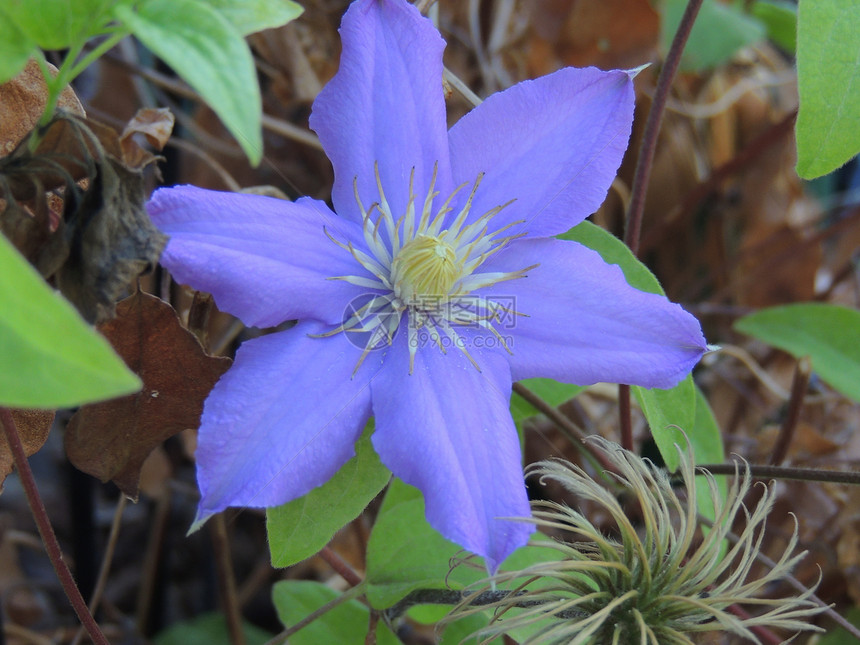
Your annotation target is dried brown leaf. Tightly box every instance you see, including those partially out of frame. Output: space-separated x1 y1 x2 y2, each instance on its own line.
1 113 168 322
526 0 659 74
0 410 54 490
65 292 231 500
120 107 175 158
0 59 84 157
55 150 167 322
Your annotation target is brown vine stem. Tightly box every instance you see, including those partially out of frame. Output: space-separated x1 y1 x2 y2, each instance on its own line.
511 383 615 473
696 463 860 486
618 384 633 451
320 545 363 587
769 356 811 466
263 583 366 645
619 0 704 449
0 408 109 645
624 0 704 254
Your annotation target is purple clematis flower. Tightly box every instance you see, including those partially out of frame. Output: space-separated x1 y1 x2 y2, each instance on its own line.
147 0 707 569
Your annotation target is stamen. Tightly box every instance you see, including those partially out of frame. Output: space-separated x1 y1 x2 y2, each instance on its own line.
445 173 484 234
426 180 469 236
324 165 534 375
418 164 440 235
457 265 538 292
328 275 390 290
436 319 481 371
403 168 417 241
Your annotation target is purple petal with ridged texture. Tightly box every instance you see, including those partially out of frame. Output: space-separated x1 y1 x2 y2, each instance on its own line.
309 0 453 223
148 185 375 328
193 322 383 527
481 238 706 388
447 67 635 238
370 330 534 571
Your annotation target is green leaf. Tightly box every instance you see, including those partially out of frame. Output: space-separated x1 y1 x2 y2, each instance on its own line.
272 581 399 645
560 221 701 471
795 0 860 178
153 612 272 645
267 420 390 567
114 0 263 165
751 0 797 53
510 378 585 425
559 220 663 294
690 385 725 523
632 375 696 471
0 7 35 84
734 303 860 402
205 0 303 36
0 233 141 408
0 0 115 50
365 479 481 609
661 0 766 71
689 385 724 469
365 479 559 611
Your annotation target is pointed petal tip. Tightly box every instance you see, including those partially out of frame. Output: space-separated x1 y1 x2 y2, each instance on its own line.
485 522 537 576
626 63 651 79
187 511 211 536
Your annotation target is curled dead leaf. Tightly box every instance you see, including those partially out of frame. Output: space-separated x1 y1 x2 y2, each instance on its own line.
120 107 175 165
1 112 171 322
65 292 231 500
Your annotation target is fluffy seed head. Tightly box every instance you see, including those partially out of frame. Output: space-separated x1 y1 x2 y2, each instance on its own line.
446 437 825 644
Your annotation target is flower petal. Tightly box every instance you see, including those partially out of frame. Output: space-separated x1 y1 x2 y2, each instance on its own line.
309 0 453 222
194 322 382 525
448 67 635 238
370 329 533 570
481 238 707 388
148 185 375 327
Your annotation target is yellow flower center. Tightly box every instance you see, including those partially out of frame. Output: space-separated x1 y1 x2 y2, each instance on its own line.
320 163 537 375
391 234 462 302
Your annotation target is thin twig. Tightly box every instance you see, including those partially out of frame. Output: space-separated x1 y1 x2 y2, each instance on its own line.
639 111 796 254
443 66 482 107
135 490 171 633
769 357 811 466
211 514 246 645
263 583 366 645
103 53 324 150
696 464 860 486
618 384 633 451
0 409 109 645
365 609 380 645
166 137 243 192
384 588 588 622
511 383 615 472
320 545 363 587
624 0 704 255
703 344 791 400
619 0 704 453
3 622 55 645
70 496 127 645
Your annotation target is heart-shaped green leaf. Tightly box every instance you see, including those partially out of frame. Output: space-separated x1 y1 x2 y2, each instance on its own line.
0 233 140 408
114 0 263 165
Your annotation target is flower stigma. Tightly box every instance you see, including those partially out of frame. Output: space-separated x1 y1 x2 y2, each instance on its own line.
319 163 537 375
